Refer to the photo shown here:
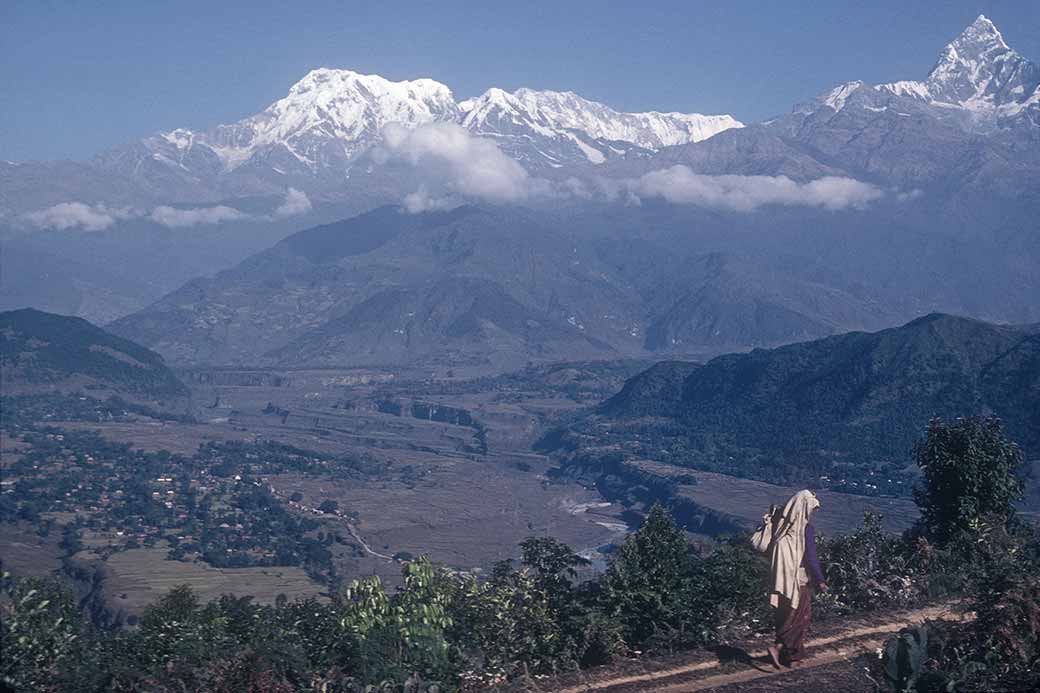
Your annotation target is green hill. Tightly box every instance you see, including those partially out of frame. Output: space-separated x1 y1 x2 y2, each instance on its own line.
1 308 188 398
557 314 1039 493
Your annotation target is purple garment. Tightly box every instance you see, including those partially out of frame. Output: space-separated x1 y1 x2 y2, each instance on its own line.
802 523 825 585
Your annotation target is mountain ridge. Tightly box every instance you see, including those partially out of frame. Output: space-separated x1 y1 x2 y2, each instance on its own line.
4 15 1038 220
0 308 188 399
553 313 1040 492
85 69 743 201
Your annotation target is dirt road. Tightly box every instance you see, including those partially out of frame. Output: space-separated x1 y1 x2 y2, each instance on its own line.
552 604 964 693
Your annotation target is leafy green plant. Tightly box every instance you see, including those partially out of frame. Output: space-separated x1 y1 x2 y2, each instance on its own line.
967 567 1040 689
340 556 456 685
821 512 926 612
0 572 85 691
883 624 928 692
601 504 708 650
913 416 1025 544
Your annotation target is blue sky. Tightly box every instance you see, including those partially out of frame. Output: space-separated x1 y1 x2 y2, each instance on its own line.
2 1 1039 161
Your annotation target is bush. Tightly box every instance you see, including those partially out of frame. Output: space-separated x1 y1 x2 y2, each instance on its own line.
601 504 711 650
699 539 772 641
0 572 85 691
820 512 927 612
873 422 1040 693
913 417 1025 544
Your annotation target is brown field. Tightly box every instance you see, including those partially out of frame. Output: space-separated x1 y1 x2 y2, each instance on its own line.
678 471 919 535
27 366 625 605
6 363 945 618
0 522 65 578
270 460 619 576
85 546 325 616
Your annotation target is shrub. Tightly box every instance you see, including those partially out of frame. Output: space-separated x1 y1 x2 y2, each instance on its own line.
0 572 85 691
881 516 1040 691
882 624 928 692
601 504 710 650
820 512 926 612
699 539 772 641
913 417 1024 544
340 557 457 685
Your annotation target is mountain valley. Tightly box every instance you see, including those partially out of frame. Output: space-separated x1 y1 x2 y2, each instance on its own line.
3 13 1040 691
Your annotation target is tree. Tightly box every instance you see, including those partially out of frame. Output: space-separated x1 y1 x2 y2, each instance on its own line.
519 536 589 605
318 499 338 514
0 573 85 691
913 417 1025 543
601 504 704 647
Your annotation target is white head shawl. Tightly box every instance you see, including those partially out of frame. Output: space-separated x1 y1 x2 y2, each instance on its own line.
769 489 820 610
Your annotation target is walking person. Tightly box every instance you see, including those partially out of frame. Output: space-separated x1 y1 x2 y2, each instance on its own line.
767 489 827 668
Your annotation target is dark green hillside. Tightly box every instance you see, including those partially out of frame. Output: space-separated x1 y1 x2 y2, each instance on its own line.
568 314 1039 491
601 360 701 418
0 308 187 397
670 314 1035 458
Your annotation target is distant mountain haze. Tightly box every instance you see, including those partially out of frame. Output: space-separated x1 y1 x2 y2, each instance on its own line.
4 16 1039 365
2 15 1035 215
107 200 1038 369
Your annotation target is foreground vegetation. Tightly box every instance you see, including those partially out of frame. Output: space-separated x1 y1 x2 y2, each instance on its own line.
2 416 1038 691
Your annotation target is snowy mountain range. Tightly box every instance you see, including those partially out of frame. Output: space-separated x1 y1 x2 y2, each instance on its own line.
3 15 1037 220
4 15 1040 359
85 70 742 205
797 15 1039 133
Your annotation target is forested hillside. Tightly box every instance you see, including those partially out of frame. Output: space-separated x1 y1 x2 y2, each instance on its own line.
551 314 1040 492
0 309 187 398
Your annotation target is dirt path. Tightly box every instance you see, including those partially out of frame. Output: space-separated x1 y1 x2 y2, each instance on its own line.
555 604 963 693
264 480 396 561
341 520 395 561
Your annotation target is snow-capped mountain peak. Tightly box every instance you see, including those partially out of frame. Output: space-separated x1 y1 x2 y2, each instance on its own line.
141 71 740 176
164 69 459 172
459 86 742 166
463 86 741 148
847 15 1040 130
821 81 866 112
924 14 1025 106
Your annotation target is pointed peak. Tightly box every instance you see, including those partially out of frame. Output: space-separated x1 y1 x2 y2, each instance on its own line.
971 14 998 32
922 14 1026 106
822 80 865 112
950 14 1009 51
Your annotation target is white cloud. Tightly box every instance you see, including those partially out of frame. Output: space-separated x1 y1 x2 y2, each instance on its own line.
274 188 312 218
401 186 457 214
630 166 883 212
24 195 308 231
560 177 592 200
149 204 248 228
379 122 536 211
896 188 924 202
23 202 135 232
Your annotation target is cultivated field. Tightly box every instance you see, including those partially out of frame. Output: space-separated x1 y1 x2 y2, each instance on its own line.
82 546 325 616
678 471 919 535
30 365 627 604
8 361 949 619
0 522 64 578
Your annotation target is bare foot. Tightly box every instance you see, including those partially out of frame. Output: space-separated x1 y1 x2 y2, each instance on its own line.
767 645 782 669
